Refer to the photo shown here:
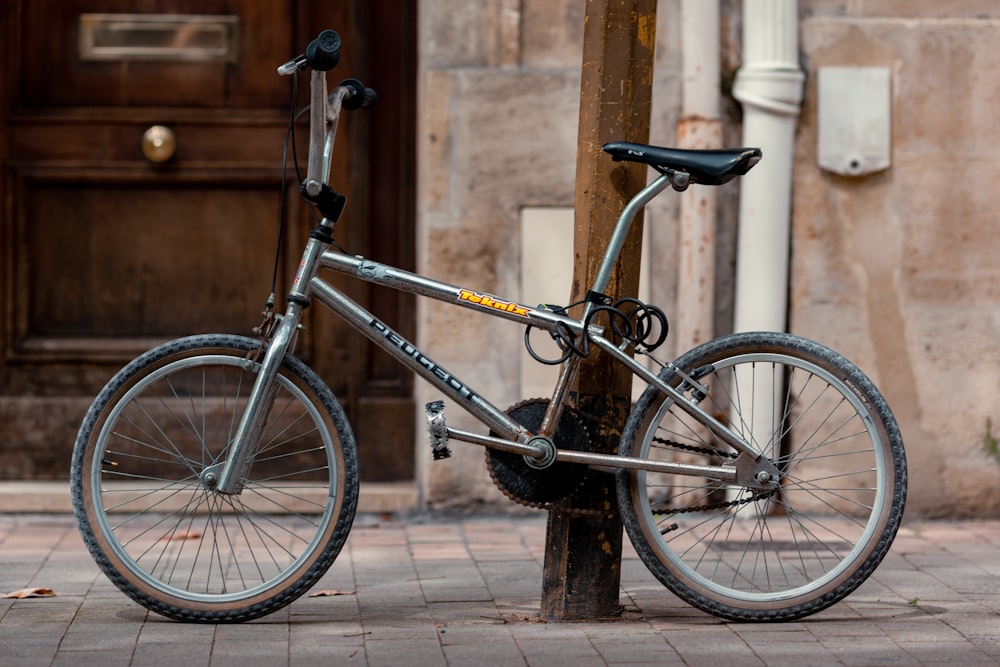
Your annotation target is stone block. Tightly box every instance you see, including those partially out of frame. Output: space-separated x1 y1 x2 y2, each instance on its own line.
795 16 1000 514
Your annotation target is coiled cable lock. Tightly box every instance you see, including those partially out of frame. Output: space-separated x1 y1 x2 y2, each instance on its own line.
524 294 669 365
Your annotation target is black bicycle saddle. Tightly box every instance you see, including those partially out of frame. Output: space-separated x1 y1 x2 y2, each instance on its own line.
602 141 762 186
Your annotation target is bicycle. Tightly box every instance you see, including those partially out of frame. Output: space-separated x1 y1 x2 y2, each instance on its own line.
70 30 907 624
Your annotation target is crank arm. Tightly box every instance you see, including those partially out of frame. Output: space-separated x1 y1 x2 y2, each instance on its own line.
444 427 548 458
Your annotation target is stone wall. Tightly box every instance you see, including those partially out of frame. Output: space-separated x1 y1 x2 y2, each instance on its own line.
790 2 1000 516
416 0 1000 516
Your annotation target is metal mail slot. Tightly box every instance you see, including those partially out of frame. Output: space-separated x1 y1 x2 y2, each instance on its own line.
79 13 239 63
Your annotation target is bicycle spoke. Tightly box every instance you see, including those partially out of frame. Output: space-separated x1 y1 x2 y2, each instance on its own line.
73 337 357 620
619 332 904 620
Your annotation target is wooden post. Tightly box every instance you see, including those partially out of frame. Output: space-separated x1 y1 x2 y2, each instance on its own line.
540 0 657 620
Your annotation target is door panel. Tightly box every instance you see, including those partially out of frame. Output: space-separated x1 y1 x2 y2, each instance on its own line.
23 182 276 339
0 0 416 481
22 2 290 109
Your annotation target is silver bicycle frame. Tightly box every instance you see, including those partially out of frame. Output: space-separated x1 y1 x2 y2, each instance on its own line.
309 252 759 481
214 69 765 496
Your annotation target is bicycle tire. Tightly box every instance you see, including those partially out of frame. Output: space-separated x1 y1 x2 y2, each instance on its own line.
617 331 906 622
70 334 359 623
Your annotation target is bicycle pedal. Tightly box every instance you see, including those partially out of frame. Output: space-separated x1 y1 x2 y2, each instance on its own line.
424 400 452 460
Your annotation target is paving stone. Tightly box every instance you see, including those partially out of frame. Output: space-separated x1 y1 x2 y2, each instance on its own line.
0 514 998 665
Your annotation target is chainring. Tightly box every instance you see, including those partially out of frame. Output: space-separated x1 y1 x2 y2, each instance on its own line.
486 399 592 509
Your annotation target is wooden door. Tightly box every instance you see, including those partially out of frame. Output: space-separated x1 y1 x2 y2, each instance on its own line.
0 1 416 481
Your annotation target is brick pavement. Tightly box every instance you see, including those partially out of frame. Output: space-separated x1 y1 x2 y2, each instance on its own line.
0 513 998 666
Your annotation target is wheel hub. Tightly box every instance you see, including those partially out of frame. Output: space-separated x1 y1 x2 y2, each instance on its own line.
199 463 223 490
523 436 557 469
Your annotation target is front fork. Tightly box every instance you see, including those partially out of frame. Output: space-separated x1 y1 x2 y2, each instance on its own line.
210 235 326 495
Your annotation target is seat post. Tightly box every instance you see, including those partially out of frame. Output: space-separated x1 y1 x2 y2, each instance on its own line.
584 172 672 318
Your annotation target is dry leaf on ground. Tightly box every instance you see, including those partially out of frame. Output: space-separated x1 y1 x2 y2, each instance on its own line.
307 589 356 597
1 588 58 599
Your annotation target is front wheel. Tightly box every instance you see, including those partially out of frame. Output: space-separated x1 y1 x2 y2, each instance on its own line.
70 334 359 622
617 332 906 621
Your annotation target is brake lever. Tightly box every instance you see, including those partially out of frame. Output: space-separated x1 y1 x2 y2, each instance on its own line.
277 54 307 76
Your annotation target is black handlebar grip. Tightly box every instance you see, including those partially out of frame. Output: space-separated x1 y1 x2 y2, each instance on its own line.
340 78 378 110
306 30 341 71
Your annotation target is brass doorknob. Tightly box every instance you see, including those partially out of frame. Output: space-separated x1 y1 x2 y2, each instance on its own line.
141 125 176 163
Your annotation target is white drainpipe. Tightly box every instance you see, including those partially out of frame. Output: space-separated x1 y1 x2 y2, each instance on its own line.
675 0 721 352
730 1 805 464
731 0 805 335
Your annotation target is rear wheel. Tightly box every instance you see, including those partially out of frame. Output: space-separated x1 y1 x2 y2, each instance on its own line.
71 334 358 622
617 332 906 621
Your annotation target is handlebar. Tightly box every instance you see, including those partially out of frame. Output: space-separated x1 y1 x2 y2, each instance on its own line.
277 30 378 109
339 78 378 111
279 31 378 219
277 29 341 75
306 30 341 71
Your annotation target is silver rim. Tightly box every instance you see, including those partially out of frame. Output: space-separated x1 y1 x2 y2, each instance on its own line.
634 351 890 604
88 354 340 605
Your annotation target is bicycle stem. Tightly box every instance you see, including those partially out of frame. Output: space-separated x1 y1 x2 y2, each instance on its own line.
304 71 348 197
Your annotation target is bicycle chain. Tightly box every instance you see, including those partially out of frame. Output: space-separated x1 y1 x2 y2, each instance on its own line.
653 438 777 534
656 489 778 533
648 435 778 529
651 435 738 460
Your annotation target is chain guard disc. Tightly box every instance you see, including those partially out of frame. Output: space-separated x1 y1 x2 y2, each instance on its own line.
486 399 591 509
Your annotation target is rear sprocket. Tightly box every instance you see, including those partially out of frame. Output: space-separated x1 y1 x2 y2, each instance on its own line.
486 399 591 509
